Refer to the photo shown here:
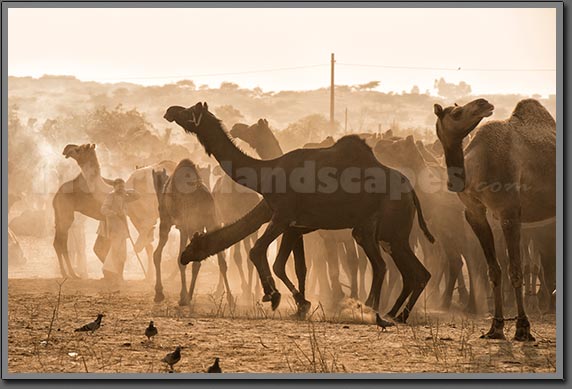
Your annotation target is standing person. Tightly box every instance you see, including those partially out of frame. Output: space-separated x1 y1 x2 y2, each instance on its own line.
97 178 140 291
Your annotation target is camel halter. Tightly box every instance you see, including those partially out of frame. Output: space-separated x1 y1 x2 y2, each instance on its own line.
190 110 203 127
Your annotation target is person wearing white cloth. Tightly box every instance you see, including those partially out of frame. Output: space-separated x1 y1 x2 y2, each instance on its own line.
97 178 140 290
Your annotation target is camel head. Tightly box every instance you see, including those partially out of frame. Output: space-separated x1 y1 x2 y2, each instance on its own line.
165 102 220 155
164 102 213 134
374 135 425 171
62 143 96 165
434 98 494 192
229 119 270 152
180 231 209 264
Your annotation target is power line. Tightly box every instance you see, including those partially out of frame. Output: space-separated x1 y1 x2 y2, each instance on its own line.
96 63 329 81
337 63 556 72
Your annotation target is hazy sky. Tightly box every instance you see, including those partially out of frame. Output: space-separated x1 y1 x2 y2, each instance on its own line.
8 7 557 96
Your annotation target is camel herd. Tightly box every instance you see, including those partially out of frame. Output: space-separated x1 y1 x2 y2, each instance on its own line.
47 98 555 342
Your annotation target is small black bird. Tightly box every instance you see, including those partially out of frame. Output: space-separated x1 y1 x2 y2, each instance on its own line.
145 320 158 340
162 346 181 371
375 313 395 332
75 314 104 333
207 357 222 373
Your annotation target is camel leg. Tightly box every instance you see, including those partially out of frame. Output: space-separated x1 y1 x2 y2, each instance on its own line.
292 236 310 314
353 226 386 312
244 234 260 298
177 229 190 306
500 212 534 341
343 240 359 299
440 248 464 310
186 261 202 305
357 245 368 301
323 238 345 302
231 244 249 296
216 251 234 308
145 243 154 282
273 230 311 316
456 261 470 305
54 227 80 279
152 220 171 303
250 219 286 310
390 242 431 324
464 205 505 340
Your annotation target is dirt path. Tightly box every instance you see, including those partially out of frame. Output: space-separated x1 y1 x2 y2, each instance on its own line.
7 278 556 374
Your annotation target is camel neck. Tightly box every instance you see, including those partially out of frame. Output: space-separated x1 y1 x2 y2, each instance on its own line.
198 118 268 193
78 154 108 194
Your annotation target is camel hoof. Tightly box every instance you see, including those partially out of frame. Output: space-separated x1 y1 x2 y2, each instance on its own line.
154 293 165 303
178 298 189 306
480 331 506 340
513 317 535 342
394 314 407 324
296 300 312 317
480 317 505 340
270 292 281 310
262 294 272 303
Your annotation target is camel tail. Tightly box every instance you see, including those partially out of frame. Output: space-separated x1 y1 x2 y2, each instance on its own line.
184 200 273 261
411 188 435 244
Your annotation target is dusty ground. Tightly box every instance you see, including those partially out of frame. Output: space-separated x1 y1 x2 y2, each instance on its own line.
7 278 557 375
7 232 558 375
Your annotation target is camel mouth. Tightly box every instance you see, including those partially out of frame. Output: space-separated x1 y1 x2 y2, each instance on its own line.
481 104 495 118
163 114 175 122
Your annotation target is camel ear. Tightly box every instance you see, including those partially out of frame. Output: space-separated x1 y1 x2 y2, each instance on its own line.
454 103 459 107
91 144 96 149
258 118 264 125
162 168 166 175
203 102 208 111
193 231 200 239
434 104 444 118
264 119 268 125
406 135 414 144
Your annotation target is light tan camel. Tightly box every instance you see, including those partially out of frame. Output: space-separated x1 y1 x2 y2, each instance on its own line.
53 144 112 278
434 98 555 341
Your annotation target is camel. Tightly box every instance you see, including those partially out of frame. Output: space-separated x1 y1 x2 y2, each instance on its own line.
233 121 367 302
433 98 555 341
53 144 113 278
211 170 260 297
125 160 178 279
165 102 434 323
374 136 473 311
151 159 233 306
234 121 369 303
231 119 309 312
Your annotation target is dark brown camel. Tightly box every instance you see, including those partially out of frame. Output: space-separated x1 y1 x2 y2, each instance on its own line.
166 102 434 323
231 119 310 313
151 159 233 306
434 98 555 340
234 121 368 302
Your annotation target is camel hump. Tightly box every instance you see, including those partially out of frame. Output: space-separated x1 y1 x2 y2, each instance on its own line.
176 158 198 170
334 135 371 152
510 99 555 126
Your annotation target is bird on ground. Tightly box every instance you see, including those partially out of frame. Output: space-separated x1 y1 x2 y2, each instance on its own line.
74 314 104 333
162 346 181 371
207 357 222 373
375 313 395 332
145 320 158 340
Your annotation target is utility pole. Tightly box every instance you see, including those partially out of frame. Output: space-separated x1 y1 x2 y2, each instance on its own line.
330 53 335 130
